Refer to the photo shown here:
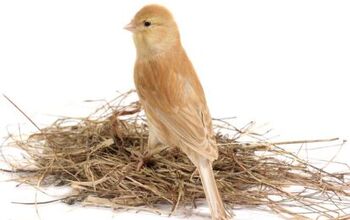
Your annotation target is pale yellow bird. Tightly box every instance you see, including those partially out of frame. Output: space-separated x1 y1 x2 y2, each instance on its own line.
125 4 229 220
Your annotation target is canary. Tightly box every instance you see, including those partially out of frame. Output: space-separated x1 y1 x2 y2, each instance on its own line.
125 5 229 220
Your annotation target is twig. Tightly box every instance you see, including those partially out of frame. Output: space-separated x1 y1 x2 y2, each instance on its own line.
2 94 41 131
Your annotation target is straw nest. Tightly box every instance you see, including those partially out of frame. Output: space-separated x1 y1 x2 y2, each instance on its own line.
1 91 350 219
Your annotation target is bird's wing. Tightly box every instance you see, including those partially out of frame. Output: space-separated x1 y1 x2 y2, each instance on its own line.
144 70 218 161
159 101 218 161
135 50 218 161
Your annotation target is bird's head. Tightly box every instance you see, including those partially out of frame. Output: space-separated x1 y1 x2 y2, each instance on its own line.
125 4 181 58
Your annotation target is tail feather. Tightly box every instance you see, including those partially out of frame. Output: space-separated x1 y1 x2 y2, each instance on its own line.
198 158 229 220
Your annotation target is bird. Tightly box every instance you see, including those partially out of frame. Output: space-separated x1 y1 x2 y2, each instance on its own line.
125 4 230 220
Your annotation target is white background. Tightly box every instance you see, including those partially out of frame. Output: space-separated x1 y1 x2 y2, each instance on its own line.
1 0 349 219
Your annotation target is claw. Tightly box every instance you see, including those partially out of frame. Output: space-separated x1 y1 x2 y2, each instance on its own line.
135 151 151 171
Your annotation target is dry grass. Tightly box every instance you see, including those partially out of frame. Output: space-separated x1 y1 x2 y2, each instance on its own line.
1 91 350 219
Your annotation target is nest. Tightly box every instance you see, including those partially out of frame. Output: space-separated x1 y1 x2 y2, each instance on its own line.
1 91 350 219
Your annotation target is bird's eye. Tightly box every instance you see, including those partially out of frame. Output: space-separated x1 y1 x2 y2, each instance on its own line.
144 21 151 27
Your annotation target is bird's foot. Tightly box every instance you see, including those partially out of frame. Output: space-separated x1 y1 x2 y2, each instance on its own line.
133 146 169 171
133 150 152 171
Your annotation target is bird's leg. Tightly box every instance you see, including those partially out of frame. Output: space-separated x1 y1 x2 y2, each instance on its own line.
136 130 167 170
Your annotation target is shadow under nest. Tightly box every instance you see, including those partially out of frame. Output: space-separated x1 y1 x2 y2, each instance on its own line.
2 91 350 219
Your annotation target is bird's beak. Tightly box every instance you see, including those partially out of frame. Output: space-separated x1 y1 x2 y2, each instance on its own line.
124 21 136 32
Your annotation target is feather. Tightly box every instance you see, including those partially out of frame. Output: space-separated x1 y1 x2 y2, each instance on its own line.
198 158 228 219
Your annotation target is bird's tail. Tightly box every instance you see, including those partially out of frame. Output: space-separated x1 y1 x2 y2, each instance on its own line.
197 158 230 220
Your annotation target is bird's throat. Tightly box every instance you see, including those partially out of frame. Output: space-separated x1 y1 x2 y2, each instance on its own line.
133 33 180 60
